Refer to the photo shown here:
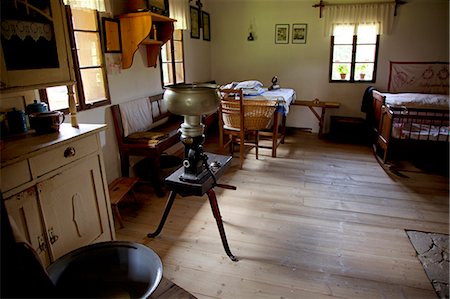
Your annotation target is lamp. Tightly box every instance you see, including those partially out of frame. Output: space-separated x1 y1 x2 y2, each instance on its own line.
163 84 220 183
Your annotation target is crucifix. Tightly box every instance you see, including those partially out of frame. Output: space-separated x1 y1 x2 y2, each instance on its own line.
312 0 325 18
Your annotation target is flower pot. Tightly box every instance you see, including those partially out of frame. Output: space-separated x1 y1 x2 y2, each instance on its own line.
360 73 366 80
340 73 347 80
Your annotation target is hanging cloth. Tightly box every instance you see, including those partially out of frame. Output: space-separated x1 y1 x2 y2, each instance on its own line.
323 2 395 36
64 0 106 12
169 0 189 30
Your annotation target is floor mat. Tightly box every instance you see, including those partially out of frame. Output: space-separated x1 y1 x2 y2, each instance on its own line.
406 231 449 298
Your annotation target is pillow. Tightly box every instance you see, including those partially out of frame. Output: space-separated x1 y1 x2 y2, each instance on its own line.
235 80 263 90
119 97 153 137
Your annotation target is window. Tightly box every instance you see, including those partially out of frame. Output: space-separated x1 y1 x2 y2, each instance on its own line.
41 6 110 112
161 29 185 86
330 24 379 83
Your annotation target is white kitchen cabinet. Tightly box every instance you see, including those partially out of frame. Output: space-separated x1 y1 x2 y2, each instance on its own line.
0 0 74 91
2 124 115 267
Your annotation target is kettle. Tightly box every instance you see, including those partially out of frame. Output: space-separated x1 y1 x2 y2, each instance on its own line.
26 100 48 114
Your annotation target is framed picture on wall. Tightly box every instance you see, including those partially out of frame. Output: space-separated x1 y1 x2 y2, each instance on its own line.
102 18 122 53
190 6 200 39
202 11 210 41
275 24 289 44
292 23 307 44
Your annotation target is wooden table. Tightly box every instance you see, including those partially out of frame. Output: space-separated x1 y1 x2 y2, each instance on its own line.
292 100 340 138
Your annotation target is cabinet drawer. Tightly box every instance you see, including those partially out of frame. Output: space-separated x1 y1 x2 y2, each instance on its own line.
1 160 32 192
29 134 99 178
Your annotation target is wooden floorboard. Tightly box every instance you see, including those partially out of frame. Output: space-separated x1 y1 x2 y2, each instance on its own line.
116 130 448 299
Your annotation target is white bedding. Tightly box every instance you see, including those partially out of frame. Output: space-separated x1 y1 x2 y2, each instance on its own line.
247 88 296 114
392 122 449 141
384 93 449 109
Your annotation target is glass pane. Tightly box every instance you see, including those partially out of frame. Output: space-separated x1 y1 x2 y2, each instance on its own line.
173 29 182 41
355 63 374 81
71 8 97 31
174 41 183 61
355 45 376 62
357 24 377 43
175 62 184 83
161 43 171 62
46 86 77 110
80 68 106 104
75 32 102 67
162 63 173 86
333 25 354 44
332 63 351 81
333 45 352 63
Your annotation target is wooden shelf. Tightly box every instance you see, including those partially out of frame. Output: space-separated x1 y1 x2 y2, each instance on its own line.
118 12 175 69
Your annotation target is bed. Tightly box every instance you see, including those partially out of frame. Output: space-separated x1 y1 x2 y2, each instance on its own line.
365 62 449 163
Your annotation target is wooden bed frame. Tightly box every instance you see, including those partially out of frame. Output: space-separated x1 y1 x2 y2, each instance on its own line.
370 90 449 163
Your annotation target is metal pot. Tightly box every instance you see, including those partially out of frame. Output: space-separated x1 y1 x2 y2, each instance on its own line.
29 111 65 134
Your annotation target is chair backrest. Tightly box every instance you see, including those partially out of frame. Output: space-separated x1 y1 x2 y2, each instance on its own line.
219 88 278 131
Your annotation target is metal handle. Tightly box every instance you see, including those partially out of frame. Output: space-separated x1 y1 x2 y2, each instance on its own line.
64 146 76 158
48 227 59 244
37 235 46 253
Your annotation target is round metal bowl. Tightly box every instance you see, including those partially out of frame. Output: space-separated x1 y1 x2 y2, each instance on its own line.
47 241 163 299
164 84 220 116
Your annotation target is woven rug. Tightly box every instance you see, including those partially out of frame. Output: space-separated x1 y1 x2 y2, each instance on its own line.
407 231 449 298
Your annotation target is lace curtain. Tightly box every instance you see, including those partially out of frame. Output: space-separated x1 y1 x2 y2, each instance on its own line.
169 0 189 30
64 0 106 12
323 2 395 36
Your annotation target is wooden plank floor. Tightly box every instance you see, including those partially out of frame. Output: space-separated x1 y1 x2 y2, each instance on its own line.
116 130 449 299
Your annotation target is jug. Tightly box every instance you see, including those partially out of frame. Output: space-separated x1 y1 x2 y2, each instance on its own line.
7 108 28 135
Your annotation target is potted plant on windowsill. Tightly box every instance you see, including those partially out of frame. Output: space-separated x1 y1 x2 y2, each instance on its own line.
357 64 367 80
337 65 348 80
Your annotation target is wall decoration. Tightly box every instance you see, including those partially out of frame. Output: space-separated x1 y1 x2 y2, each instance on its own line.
190 6 200 39
102 18 122 53
202 11 210 41
292 23 307 44
275 24 289 44
147 0 169 16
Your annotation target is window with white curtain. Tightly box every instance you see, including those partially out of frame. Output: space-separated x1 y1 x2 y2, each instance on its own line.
330 23 379 82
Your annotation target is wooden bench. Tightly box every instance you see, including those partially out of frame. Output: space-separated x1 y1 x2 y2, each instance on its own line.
108 177 139 228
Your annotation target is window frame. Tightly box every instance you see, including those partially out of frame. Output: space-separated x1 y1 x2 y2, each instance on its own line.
160 29 185 87
40 6 111 113
329 26 380 83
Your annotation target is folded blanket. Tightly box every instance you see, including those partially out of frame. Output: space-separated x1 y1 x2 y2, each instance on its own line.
125 131 169 146
222 80 265 96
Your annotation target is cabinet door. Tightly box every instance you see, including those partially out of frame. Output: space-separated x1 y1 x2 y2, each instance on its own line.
4 187 51 267
37 155 112 261
0 0 73 90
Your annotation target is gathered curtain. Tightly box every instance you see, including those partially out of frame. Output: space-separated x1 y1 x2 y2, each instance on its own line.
63 0 106 11
169 0 189 30
323 2 395 36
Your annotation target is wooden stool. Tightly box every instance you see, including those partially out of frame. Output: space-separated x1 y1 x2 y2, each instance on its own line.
108 177 139 228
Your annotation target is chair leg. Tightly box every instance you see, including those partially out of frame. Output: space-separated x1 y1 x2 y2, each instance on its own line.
255 131 259 160
239 132 245 169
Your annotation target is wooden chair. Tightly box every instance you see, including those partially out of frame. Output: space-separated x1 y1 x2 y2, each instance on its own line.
218 88 278 169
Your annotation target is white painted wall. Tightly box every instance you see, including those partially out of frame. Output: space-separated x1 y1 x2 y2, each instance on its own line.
209 0 449 132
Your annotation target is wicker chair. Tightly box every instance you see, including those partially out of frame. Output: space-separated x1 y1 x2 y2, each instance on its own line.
219 88 278 169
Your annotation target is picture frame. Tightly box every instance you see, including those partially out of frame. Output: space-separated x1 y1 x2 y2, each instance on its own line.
190 6 200 39
102 18 122 53
275 24 289 44
202 11 210 41
147 0 169 16
292 23 307 44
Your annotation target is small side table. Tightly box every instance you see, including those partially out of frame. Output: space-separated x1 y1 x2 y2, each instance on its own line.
147 153 238 262
292 100 340 138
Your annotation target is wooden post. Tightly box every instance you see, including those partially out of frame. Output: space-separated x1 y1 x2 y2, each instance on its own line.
67 84 78 128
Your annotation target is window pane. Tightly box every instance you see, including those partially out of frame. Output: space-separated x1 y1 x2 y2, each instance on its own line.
332 63 351 81
357 24 377 43
333 45 352 63
46 86 76 110
333 25 354 44
173 29 182 40
355 63 374 81
75 32 102 67
80 68 106 104
71 8 97 31
355 45 376 62
175 62 184 83
161 43 172 62
174 41 183 61
162 63 173 86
